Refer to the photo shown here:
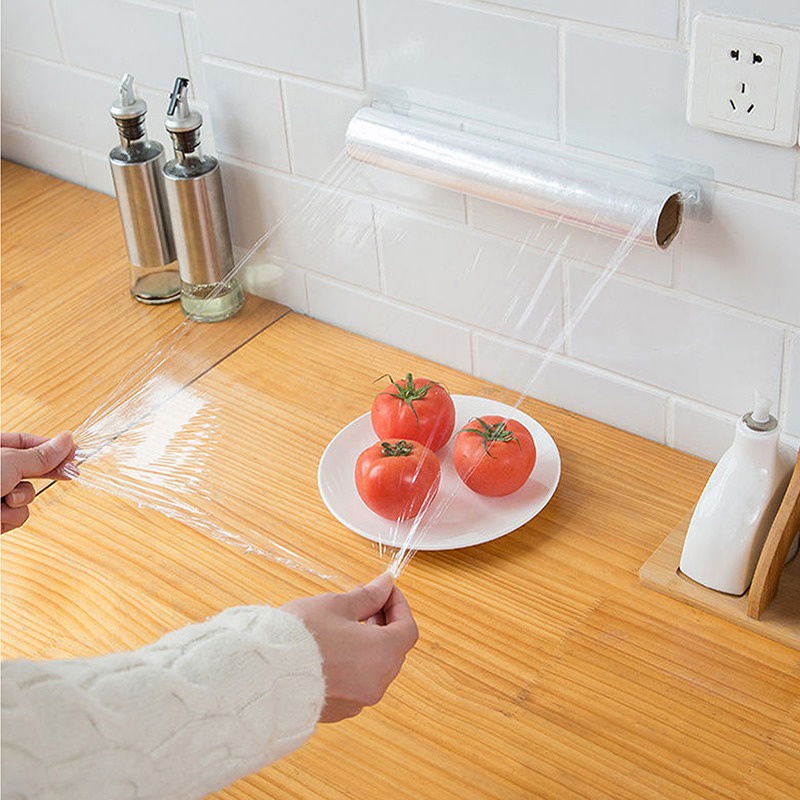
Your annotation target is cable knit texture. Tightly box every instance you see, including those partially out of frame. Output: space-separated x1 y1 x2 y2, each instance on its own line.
1 606 325 800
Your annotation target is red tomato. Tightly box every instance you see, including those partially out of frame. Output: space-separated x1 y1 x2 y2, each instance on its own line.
355 439 441 521
453 416 537 497
371 373 456 452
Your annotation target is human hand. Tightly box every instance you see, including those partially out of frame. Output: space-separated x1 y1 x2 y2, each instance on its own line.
282 572 418 723
1 432 77 533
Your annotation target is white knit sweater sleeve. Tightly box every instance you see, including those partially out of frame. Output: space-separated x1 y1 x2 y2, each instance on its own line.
1 605 325 800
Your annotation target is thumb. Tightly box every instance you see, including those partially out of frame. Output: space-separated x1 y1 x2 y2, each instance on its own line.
339 572 395 622
12 432 74 480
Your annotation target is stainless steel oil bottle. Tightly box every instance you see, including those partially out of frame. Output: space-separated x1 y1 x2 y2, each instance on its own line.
162 77 243 322
109 74 180 304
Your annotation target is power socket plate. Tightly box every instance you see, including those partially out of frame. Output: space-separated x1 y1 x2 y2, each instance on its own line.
687 14 800 147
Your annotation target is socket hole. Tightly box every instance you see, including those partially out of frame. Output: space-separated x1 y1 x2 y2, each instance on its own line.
747 103 755 113
729 99 736 110
730 49 740 60
740 82 746 94
753 52 763 64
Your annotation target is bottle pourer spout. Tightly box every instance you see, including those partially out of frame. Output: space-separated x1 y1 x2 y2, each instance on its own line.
110 73 146 120
120 74 135 105
167 77 188 116
166 77 202 134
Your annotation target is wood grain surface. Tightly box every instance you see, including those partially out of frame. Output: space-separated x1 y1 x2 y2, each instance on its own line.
640 514 799 647
1 161 288 439
748 450 800 619
2 164 799 800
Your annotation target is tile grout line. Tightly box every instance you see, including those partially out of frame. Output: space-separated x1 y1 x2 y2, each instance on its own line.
557 26 567 144
278 78 295 175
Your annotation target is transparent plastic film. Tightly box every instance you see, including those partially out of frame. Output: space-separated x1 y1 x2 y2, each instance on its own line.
63 104 689 590
326 199 653 578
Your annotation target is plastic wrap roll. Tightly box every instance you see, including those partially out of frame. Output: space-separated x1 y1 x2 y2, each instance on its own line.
346 107 683 249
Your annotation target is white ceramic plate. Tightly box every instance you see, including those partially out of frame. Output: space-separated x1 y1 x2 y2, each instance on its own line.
317 395 561 551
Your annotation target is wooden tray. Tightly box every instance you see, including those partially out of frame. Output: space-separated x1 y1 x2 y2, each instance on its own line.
640 514 800 649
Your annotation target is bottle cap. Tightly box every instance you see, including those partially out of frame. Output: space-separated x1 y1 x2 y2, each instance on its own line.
165 77 203 134
110 74 147 120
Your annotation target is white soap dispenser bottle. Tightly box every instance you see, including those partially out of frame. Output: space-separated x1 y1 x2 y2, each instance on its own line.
679 392 790 595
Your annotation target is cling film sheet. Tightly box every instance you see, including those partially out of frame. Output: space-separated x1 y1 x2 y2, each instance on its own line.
61 106 687 592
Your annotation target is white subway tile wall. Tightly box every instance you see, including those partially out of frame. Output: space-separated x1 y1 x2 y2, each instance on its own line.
787 331 800 439
195 0 363 88
240 259 309 317
204 62 289 171
307 276 474 373
283 80 467 221
688 0 800 29
569 265 785 413
180 11 207 101
377 210 565 348
1 0 62 60
2 128 85 186
81 152 115 197
365 0 559 138
13 60 117 154
1 50 31 128
53 0 189 93
220 160 381 291
487 0 681 38
282 80 365 181
468 195 675 286
473 333 669 441
2 0 798 461
679 190 800 327
672 399 738 462
564 32 798 198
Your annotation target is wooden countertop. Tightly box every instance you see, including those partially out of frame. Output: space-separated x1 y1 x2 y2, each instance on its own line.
2 162 798 799
1 162 287 438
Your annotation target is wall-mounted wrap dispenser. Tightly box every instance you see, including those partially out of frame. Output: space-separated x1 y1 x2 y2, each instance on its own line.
345 107 694 250
109 74 180 304
163 77 243 323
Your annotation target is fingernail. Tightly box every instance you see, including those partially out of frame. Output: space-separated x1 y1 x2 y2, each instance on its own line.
52 431 73 448
8 491 25 505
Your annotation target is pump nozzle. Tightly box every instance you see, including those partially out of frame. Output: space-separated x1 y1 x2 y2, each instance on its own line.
743 389 777 432
752 391 771 425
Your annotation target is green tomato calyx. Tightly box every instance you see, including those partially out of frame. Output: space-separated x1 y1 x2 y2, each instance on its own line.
380 440 415 457
376 372 435 425
461 418 519 455
384 373 431 404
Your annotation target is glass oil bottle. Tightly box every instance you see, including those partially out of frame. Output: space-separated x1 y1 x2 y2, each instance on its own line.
162 77 244 322
109 74 180 304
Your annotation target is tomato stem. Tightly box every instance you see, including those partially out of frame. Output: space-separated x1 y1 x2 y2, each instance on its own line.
376 372 434 425
460 418 520 455
388 372 431 403
380 440 415 457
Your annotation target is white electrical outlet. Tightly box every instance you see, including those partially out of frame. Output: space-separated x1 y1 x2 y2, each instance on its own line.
687 14 800 147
